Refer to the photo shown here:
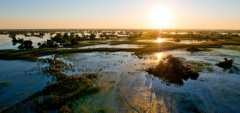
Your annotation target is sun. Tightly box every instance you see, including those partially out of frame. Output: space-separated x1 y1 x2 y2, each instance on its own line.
148 7 172 29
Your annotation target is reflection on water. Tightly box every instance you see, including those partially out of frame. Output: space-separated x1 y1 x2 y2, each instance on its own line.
56 48 240 112
156 52 163 62
138 38 208 44
0 41 240 112
79 44 144 49
0 34 51 50
155 38 164 43
0 60 53 109
147 48 240 112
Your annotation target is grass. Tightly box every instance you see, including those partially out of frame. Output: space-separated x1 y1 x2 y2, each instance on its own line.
79 106 90 113
0 38 239 61
193 41 222 48
0 82 12 88
109 80 116 83
187 62 211 72
1 55 101 113
224 45 240 51
218 40 240 45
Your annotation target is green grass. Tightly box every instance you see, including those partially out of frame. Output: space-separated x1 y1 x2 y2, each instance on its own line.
224 45 240 51
0 82 12 88
0 38 240 61
109 80 116 83
1 56 101 113
187 62 211 72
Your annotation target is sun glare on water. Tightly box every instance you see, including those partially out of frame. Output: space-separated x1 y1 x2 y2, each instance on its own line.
156 52 163 62
148 7 172 29
156 38 163 43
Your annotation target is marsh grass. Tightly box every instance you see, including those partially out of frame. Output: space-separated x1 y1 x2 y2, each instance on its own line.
224 45 240 51
0 82 12 88
0 38 239 61
3 76 100 112
79 105 90 113
1 55 101 113
187 62 212 72
109 80 116 83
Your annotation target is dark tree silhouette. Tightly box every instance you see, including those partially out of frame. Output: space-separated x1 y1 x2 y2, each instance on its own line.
216 58 234 69
147 55 199 86
89 33 96 40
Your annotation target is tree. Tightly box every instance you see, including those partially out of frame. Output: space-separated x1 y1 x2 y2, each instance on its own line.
89 33 96 40
147 55 199 86
39 32 44 38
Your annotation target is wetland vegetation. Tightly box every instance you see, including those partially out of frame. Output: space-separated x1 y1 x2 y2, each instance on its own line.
147 55 199 86
0 29 240 112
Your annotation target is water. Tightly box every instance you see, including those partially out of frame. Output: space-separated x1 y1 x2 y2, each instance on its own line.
0 34 51 50
147 49 240 112
56 48 240 112
0 60 53 109
137 38 208 44
79 44 145 49
0 33 240 112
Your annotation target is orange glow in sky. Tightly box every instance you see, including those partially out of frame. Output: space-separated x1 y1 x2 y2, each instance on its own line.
0 0 240 29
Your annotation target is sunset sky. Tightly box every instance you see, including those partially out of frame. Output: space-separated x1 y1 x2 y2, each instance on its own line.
1 0 240 29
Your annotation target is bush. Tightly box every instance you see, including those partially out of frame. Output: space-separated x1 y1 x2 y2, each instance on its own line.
36 74 99 112
216 58 234 69
59 105 71 113
186 46 201 52
147 55 199 86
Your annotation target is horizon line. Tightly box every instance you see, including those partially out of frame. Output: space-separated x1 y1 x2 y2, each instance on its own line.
0 28 240 31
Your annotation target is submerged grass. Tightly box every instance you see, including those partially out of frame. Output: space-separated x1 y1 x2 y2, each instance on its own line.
187 62 212 72
0 82 12 88
1 37 239 112
0 38 239 61
109 80 116 83
224 45 240 51
1 55 101 113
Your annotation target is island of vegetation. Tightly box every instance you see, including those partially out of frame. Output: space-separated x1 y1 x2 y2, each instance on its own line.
147 55 199 86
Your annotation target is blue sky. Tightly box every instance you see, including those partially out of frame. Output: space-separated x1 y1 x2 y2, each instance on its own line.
0 0 240 29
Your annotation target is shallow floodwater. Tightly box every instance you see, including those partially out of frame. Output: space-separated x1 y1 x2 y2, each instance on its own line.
137 38 208 44
0 36 240 112
57 47 240 112
0 60 53 109
79 44 144 49
0 34 51 50
148 49 240 112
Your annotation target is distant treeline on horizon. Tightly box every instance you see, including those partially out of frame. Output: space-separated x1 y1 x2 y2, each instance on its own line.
0 29 240 33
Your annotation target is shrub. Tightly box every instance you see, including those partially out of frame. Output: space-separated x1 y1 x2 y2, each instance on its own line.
216 58 234 69
59 105 71 113
147 55 199 86
186 46 201 52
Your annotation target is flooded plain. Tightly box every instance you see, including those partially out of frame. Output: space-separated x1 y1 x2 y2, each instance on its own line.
79 44 145 49
0 34 240 112
53 47 240 112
